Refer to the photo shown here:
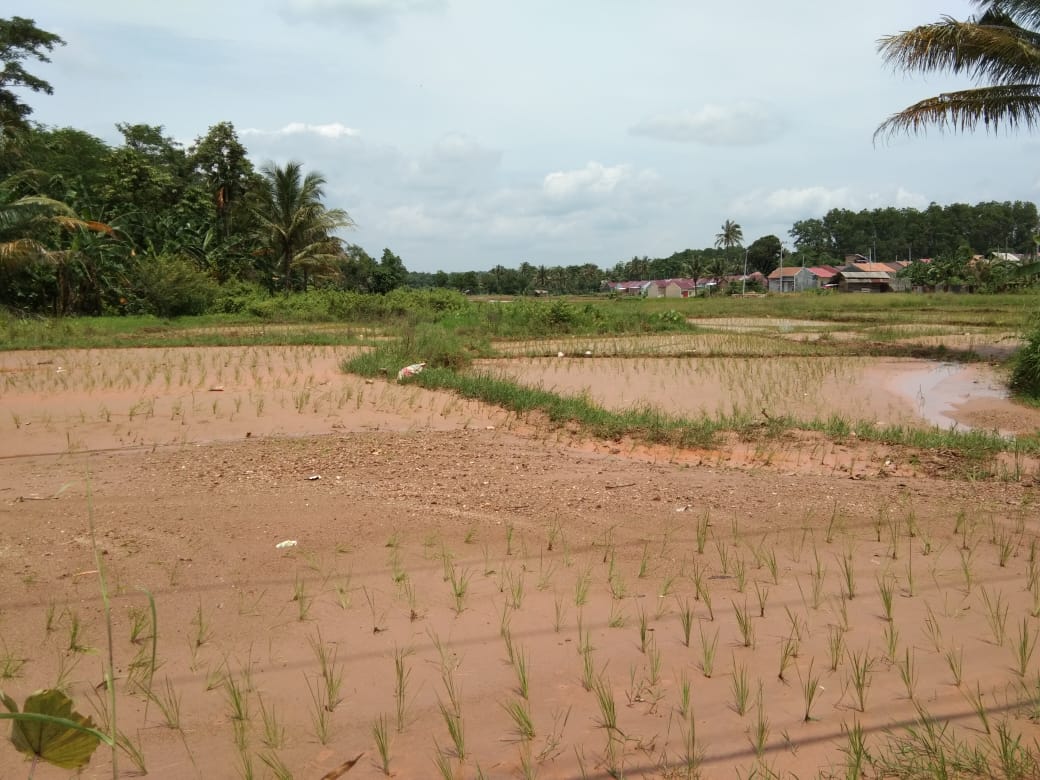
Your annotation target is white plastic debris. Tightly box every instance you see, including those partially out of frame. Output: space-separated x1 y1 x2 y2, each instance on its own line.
396 362 427 381
275 540 298 549
306 474 321 481
557 351 565 358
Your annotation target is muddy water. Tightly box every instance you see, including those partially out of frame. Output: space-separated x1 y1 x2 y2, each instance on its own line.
477 355 1040 436
887 362 1010 432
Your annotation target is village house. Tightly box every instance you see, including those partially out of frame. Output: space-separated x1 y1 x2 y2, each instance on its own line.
767 266 816 292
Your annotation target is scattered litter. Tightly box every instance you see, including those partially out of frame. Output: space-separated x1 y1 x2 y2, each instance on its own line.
396 362 426 381
675 505 691 512
55 366 65 373
557 351 565 358
584 350 592 356
485 425 495 430
209 385 225 392
275 540 298 549
306 474 321 481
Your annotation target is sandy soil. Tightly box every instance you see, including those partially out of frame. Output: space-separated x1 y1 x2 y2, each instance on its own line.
2 346 1040 779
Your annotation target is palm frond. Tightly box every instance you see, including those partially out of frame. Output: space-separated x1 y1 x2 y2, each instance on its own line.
973 0 1040 32
879 16 1040 86
875 83 1040 138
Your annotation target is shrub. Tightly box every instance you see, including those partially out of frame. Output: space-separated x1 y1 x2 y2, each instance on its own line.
1010 320 1040 399
130 254 218 318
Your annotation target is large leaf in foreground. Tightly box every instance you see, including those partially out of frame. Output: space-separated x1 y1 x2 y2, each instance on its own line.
2 688 104 769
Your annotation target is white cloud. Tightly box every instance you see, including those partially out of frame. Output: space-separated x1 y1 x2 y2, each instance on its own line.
543 162 659 201
732 185 934 223
241 122 360 139
893 187 929 209
629 103 785 146
278 0 446 24
731 186 854 220
401 133 502 190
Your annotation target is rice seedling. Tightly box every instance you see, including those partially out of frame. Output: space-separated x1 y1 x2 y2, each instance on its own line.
392 644 413 732
658 571 678 599
731 658 751 716
257 692 285 749
291 574 312 621
574 564 592 607
363 586 388 633
438 670 466 759
147 676 182 729
592 674 619 734
677 670 691 718
372 713 392 775
963 681 991 734
678 708 704 778
258 751 293 780
837 547 856 600
734 554 747 593
308 628 344 711
841 718 869 777
647 636 663 688
733 599 755 648
749 683 769 760
504 566 524 609
44 600 57 634
699 624 719 678
980 587 1009 646
637 605 650 653
883 622 900 662
305 673 332 745
943 645 964 687
638 542 651 579
846 648 873 713
697 577 714 622
808 546 826 610
778 635 798 683
922 602 944 653
513 644 531 699
799 658 823 721
537 706 571 762
502 698 536 741
553 594 566 632
1013 617 1038 677
897 647 918 700
608 600 626 628
696 511 709 554
677 598 693 647
580 644 596 692
536 555 556 591
715 539 731 575
753 580 770 618
877 573 895 621
66 609 90 653
432 746 455 780
997 527 1016 568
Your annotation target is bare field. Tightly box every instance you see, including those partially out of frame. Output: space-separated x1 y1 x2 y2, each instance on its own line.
2 341 1040 779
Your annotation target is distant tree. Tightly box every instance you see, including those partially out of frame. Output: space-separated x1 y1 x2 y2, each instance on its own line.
877 0 1040 138
745 234 782 274
714 219 743 272
0 17 65 137
252 161 354 292
373 247 407 293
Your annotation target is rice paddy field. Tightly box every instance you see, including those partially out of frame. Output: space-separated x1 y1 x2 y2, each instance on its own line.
2 295 1040 779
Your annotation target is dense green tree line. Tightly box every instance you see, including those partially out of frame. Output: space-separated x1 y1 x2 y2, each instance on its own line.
789 202 1038 265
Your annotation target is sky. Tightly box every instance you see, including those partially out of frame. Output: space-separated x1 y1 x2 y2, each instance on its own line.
17 1 1039 273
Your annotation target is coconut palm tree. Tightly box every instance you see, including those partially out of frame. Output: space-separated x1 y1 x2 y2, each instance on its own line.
714 219 743 279
876 0 1040 138
252 161 354 292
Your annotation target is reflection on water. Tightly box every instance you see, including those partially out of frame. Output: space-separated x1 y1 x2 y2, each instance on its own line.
888 362 1008 432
